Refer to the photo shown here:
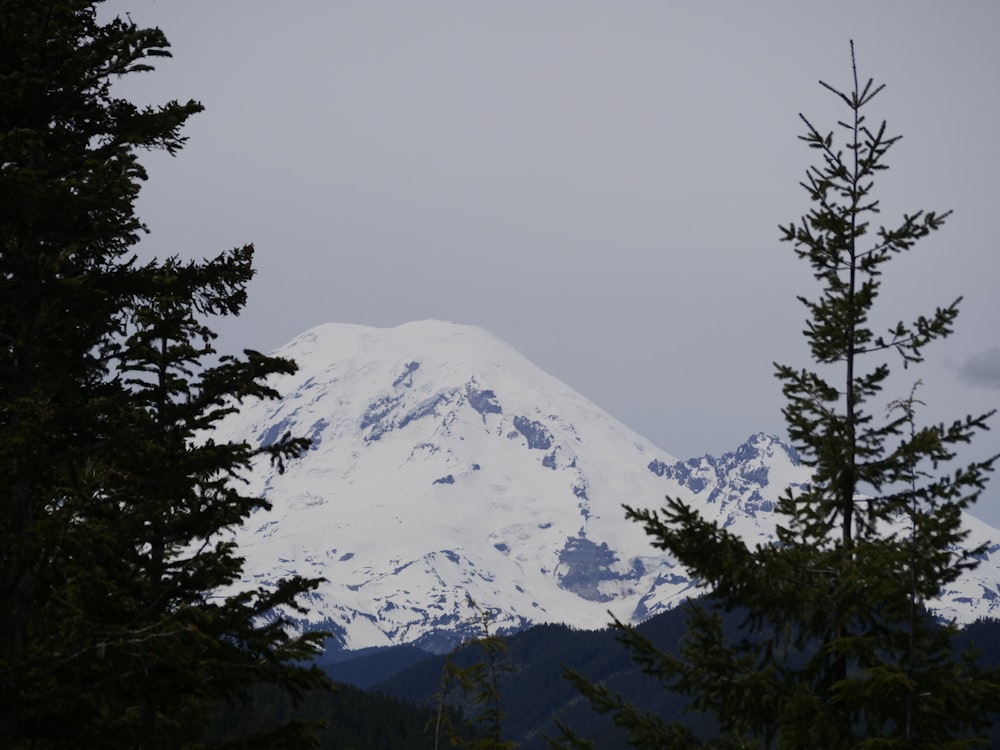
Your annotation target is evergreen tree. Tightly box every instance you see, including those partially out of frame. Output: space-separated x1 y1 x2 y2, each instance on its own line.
555 42 998 750
0 3 329 746
433 597 515 750
50 249 329 749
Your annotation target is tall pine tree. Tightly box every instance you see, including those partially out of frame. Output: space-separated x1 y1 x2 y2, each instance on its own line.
1 3 329 746
556 42 998 750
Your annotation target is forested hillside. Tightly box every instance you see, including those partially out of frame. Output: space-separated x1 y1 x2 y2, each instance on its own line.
306 609 1000 749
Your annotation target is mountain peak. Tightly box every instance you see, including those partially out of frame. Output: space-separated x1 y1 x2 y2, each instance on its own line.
213 322 1000 651
279 320 521 367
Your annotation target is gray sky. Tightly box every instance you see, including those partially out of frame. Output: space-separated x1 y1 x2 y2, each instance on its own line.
101 1 1000 523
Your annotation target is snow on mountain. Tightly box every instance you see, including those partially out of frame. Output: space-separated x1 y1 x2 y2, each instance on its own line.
211 320 1000 651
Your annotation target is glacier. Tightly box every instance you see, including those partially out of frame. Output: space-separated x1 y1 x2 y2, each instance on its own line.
210 320 1000 652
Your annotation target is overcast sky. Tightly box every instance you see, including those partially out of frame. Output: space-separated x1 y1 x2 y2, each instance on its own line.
100 1 1000 523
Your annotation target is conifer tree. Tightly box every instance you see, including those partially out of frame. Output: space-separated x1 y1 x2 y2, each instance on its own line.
433 597 515 750
45 248 329 749
0 2 329 746
555 42 998 750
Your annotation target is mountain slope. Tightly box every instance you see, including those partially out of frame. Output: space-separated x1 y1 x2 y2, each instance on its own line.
367 610 1000 750
211 321 1000 650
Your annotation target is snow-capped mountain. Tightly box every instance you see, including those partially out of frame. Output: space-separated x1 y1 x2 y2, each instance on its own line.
212 320 1000 652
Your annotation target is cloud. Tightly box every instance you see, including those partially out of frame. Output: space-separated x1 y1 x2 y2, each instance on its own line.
957 347 1000 389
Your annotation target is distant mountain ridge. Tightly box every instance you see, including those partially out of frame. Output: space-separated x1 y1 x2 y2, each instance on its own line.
328 609 1000 750
210 321 1000 651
